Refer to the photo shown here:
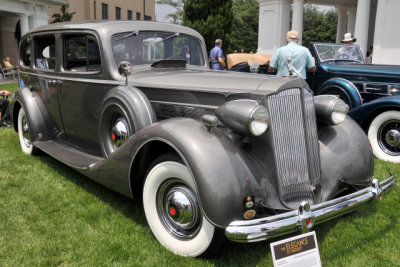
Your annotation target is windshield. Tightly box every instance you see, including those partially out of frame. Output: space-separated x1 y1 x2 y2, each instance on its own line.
111 31 205 66
314 43 365 63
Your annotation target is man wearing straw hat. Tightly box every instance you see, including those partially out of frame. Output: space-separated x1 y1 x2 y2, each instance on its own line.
337 33 360 61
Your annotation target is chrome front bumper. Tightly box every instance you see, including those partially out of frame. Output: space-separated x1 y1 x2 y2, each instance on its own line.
225 175 395 243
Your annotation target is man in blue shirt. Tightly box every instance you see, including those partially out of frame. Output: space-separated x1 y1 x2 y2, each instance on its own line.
209 39 226 70
268 31 316 79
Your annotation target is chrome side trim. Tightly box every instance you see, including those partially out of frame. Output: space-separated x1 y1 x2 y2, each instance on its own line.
19 71 122 85
225 175 395 243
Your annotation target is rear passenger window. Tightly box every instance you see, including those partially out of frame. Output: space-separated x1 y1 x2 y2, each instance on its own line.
34 35 56 70
64 35 101 72
20 38 31 67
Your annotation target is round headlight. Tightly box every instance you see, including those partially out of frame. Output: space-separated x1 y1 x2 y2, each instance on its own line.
331 100 349 125
249 106 269 136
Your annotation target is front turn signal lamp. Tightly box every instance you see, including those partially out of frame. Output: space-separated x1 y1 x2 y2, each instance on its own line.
216 100 269 136
314 95 349 125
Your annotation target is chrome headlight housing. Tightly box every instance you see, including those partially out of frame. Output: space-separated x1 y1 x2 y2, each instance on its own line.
216 100 269 136
314 95 349 125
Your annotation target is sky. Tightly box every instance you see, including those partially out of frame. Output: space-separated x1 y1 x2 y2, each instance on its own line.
155 4 335 23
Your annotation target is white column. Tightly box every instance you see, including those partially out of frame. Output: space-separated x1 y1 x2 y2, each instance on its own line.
257 0 290 54
347 7 356 34
335 6 346 43
372 0 400 64
354 0 371 57
291 0 304 45
19 15 29 36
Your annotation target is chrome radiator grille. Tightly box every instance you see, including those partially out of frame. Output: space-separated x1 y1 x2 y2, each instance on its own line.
266 88 321 208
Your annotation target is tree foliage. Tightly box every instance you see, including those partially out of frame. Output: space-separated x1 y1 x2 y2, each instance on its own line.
229 0 259 53
302 5 337 48
50 6 76 24
156 0 185 24
183 0 233 53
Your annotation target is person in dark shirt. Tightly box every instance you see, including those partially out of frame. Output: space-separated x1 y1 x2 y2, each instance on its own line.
0 90 11 127
209 39 226 70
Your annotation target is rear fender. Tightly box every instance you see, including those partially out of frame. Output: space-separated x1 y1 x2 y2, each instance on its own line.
317 78 362 109
11 87 55 141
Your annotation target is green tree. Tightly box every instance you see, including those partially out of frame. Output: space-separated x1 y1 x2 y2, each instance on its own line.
302 5 337 48
183 0 233 53
229 0 259 53
50 6 76 24
156 0 186 24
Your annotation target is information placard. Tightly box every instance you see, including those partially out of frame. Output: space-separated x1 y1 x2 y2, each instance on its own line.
270 231 322 267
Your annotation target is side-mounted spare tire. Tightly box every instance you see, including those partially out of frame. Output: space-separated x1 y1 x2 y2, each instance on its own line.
98 86 156 157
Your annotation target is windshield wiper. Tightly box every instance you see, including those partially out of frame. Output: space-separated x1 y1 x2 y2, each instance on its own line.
115 30 139 41
153 32 180 44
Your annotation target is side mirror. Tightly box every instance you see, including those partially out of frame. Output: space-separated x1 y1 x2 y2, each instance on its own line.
118 61 133 85
250 62 260 73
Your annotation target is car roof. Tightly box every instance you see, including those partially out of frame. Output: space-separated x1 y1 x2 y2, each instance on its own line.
25 20 204 40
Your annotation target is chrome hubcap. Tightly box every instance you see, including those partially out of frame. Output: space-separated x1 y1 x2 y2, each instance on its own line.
111 117 129 149
385 129 400 147
22 115 32 148
378 120 400 156
157 179 201 240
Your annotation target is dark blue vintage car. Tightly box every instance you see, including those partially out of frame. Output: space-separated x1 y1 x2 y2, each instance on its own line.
307 42 400 163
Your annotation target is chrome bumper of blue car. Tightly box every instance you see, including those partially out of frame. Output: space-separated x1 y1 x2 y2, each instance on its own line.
225 175 395 243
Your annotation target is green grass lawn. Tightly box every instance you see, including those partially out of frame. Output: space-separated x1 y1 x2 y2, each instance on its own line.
1 82 400 266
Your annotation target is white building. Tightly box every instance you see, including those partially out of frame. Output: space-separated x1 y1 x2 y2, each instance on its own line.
257 0 400 64
0 0 67 66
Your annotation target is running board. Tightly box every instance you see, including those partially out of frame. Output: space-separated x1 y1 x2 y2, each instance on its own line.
33 140 103 170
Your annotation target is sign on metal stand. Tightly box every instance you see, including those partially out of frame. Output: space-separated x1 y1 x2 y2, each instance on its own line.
270 231 322 267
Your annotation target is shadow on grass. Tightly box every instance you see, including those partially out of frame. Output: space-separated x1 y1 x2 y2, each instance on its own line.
36 154 148 227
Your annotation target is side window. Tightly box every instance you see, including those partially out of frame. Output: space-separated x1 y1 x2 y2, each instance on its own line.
64 35 101 72
34 35 56 70
20 38 31 67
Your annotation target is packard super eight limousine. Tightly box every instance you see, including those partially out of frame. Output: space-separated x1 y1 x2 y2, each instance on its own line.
11 21 395 257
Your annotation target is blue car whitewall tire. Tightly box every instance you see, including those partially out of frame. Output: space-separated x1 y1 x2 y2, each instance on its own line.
368 110 400 163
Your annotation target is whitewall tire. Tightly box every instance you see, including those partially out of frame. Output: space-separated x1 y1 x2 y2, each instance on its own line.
143 157 220 257
18 107 38 155
368 111 400 163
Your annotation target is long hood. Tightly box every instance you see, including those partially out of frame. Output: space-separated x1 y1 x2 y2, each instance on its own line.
323 63 400 77
129 67 307 96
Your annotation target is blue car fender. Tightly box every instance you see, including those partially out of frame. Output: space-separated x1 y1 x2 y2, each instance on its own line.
317 77 363 109
348 95 400 129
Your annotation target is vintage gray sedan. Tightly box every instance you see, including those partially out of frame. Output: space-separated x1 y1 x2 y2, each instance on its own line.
11 21 394 257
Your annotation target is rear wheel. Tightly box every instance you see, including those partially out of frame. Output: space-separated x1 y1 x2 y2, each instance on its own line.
368 111 400 163
142 154 224 257
17 107 38 155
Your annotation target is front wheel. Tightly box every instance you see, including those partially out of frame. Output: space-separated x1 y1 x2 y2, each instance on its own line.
368 111 400 163
18 107 38 155
142 154 224 257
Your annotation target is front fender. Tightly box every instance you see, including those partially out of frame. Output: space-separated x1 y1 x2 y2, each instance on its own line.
317 78 363 109
319 116 374 201
348 95 400 128
131 118 260 228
